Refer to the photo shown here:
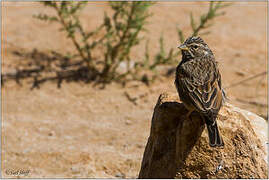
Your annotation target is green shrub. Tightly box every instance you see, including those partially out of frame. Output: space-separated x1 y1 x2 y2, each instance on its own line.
32 1 230 86
34 1 154 85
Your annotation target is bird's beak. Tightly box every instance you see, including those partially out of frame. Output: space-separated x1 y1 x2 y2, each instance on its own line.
178 44 189 51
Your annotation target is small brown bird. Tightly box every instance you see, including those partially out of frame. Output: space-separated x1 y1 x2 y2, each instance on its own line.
175 36 225 147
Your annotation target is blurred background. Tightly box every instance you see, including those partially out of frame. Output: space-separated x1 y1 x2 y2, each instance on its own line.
2 1 267 178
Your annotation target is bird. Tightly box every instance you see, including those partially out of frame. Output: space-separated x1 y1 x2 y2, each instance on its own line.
174 36 225 147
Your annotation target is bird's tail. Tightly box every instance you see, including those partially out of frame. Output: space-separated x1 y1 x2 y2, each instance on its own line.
204 116 224 147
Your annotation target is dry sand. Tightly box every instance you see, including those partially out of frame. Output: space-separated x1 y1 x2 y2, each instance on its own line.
2 2 267 178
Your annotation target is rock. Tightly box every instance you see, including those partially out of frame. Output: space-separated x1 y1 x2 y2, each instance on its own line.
138 93 268 179
115 172 125 178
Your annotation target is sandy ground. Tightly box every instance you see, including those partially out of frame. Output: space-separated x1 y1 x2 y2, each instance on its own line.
1 2 267 178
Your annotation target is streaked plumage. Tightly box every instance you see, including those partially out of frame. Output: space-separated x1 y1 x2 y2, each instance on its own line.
175 36 225 147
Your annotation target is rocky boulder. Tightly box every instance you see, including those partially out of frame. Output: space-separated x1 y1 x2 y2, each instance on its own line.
138 93 268 179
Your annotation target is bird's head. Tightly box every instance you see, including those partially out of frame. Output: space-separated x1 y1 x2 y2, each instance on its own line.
178 36 213 60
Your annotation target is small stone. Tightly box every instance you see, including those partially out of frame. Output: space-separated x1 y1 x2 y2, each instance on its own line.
115 172 125 178
71 167 80 174
125 120 132 125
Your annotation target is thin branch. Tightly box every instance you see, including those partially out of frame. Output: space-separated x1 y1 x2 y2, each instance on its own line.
124 91 138 105
224 71 267 89
235 98 267 108
53 5 91 67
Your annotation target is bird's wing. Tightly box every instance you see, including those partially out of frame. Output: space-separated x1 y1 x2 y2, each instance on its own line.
179 60 223 114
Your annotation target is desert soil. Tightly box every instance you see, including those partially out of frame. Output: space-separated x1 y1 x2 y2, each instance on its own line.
1 2 267 178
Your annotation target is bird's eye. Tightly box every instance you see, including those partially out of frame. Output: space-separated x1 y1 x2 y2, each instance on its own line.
193 45 199 49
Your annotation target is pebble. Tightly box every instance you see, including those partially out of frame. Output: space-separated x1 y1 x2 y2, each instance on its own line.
115 172 125 178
